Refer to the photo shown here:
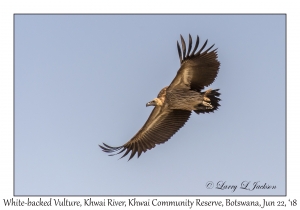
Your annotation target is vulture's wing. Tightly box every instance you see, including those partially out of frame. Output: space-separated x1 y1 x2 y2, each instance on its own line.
168 34 220 91
99 106 191 161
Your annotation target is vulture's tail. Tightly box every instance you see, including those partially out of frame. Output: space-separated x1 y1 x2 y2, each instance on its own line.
194 89 221 114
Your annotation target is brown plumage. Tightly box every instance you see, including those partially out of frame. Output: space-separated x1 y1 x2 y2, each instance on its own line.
99 34 221 160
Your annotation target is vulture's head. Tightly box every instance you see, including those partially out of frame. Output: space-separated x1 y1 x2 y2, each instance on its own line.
146 86 167 107
146 98 163 107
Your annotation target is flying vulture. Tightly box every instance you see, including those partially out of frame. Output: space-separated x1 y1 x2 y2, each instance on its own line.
99 34 221 160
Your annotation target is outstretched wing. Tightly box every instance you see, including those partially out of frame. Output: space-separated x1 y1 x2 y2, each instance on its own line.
168 34 220 91
99 106 191 161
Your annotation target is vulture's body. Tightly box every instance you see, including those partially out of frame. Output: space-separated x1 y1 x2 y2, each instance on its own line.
100 34 221 160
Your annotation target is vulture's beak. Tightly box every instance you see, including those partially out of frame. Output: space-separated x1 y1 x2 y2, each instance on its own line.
146 100 156 107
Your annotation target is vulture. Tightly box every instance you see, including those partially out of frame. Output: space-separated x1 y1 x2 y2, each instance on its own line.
99 34 221 160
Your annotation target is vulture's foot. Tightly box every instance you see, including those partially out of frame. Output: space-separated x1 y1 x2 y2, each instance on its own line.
202 101 213 109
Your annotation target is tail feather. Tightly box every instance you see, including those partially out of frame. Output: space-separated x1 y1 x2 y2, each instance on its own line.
194 89 221 114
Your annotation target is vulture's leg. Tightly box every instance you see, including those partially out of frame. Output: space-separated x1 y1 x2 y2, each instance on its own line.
203 89 212 102
203 89 212 95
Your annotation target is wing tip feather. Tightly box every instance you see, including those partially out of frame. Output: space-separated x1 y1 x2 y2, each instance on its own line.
178 35 217 64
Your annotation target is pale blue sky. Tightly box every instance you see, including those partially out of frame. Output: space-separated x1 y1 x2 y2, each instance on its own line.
14 15 285 195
